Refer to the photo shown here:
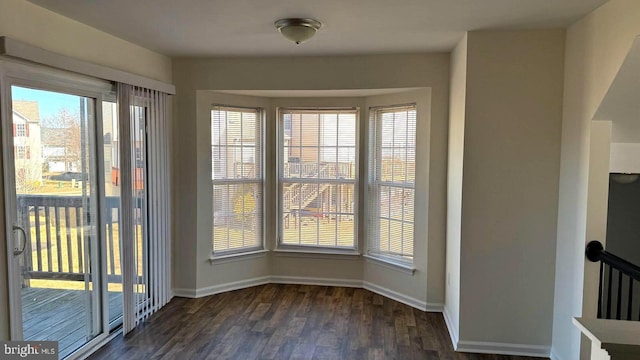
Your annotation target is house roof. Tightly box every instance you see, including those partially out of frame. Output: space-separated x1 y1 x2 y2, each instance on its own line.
12 101 40 123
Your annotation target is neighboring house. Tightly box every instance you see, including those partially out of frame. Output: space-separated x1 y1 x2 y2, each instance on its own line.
211 110 258 181
41 128 75 172
211 108 259 226
12 100 42 190
285 112 355 166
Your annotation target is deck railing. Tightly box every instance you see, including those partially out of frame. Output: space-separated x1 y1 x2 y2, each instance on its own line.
283 161 353 179
16 194 136 286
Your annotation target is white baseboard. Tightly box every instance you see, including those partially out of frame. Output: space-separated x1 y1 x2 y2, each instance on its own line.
173 287 197 298
456 340 550 358
425 302 445 312
362 281 427 311
549 348 566 360
173 276 437 314
196 276 271 298
270 276 362 288
442 307 459 350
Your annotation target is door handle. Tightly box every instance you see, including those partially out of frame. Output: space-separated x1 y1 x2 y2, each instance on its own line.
12 225 27 256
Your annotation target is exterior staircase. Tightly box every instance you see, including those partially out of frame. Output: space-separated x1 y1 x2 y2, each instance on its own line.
283 162 332 214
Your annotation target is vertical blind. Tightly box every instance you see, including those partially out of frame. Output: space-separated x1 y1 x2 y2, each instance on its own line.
118 83 171 334
369 105 417 262
279 109 358 249
211 106 263 254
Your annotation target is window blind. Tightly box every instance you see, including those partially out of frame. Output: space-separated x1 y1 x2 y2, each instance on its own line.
211 106 263 254
279 108 358 249
369 105 416 263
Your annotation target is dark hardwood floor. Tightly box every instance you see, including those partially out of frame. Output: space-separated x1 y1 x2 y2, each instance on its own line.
89 284 545 360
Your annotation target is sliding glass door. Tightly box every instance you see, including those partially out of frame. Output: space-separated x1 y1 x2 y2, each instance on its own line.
5 85 103 358
1 62 166 359
102 100 124 330
0 62 129 358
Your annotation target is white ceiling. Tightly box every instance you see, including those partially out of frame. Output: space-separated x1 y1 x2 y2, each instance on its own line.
215 88 422 98
28 0 607 57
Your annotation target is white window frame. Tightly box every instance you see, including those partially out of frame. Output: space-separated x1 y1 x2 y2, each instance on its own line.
15 123 26 137
277 107 359 253
1 59 115 355
368 104 417 266
211 105 265 257
14 145 27 159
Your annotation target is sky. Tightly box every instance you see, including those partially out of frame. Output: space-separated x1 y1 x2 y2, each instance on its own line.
12 85 82 122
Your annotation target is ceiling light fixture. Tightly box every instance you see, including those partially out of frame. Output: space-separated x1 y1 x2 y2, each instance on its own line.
275 18 322 44
611 173 639 184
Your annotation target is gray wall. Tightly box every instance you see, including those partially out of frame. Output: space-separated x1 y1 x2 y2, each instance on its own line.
0 0 172 340
600 173 640 322
606 177 640 266
172 54 450 306
447 29 565 350
445 33 467 342
552 1 640 358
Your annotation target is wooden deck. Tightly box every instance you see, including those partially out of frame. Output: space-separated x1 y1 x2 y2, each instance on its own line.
22 287 122 359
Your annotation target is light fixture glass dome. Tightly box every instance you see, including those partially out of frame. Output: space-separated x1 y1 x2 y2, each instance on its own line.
611 173 639 184
275 18 322 44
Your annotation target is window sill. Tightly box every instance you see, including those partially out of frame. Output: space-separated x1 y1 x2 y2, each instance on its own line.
363 254 416 275
209 249 269 265
274 248 361 260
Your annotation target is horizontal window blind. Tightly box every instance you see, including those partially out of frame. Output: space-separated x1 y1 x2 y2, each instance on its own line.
279 109 358 249
369 105 416 263
212 106 263 254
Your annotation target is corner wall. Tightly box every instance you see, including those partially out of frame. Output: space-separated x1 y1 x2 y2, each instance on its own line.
445 34 468 344
552 1 640 359
446 29 565 355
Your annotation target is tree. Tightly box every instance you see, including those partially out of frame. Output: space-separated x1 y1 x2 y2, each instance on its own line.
42 108 82 172
233 188 256 228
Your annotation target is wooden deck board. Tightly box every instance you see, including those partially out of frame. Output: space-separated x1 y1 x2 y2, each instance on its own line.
22 287 123 358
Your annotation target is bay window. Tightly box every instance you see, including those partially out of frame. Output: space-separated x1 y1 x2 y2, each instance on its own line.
211 106 263 255
278 108 358 250
368 104 417 264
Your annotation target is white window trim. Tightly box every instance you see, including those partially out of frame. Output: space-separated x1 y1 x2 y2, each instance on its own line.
209 249 269 264
363 254 416 275
273 248 360 259
211 105 265 256
15 123 26 137
14 145 26 159
367 104 417 266
1 61 114 349
276 107 360 252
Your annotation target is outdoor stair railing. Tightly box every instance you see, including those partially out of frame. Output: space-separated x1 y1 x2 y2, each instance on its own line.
282 162 351 213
